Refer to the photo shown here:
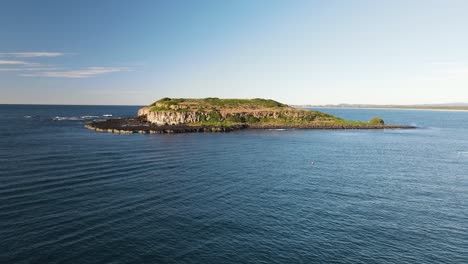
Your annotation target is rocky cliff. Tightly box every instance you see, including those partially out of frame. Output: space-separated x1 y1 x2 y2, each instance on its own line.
137 98 338 125
138 107 202 125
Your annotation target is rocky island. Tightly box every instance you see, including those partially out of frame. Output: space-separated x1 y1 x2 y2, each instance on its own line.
86 98 415 134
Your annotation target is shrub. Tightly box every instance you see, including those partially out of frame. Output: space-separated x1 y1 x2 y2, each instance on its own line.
245 115 260 123
304 114 316 122
369 117 385 125
151 106 170 111
208 110 222 122
227 114 246 123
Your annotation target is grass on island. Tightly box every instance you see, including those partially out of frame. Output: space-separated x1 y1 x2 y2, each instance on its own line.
190 110 373 127
150 97 286 109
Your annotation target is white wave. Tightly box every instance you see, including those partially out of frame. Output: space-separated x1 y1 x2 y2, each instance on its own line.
102 114 113 117
23 116 31 118
52 114 118 121
52 115 115 121
53 116 83 121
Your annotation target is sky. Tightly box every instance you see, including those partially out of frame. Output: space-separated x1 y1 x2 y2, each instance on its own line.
1 0 468 105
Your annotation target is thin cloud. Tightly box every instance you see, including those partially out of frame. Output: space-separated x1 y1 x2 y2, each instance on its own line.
20 67 129 78
0 53 130 78
25 67 60 71
0 52 65 57
0 67 59 72
0 68 24 71
0 59 38 65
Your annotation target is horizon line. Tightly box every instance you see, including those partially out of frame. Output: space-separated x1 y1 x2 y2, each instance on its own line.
2 101 468 107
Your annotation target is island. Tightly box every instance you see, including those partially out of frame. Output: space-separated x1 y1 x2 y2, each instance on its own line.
85 98 415 134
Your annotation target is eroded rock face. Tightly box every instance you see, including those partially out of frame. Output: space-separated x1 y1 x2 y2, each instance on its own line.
138 106 319 125
138 107 201 125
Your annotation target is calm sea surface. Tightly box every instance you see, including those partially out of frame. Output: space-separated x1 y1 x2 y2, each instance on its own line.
1 105 467 263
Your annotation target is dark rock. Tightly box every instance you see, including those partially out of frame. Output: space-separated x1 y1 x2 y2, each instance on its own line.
86 117 415 134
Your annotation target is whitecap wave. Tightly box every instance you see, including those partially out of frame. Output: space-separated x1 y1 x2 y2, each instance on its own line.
52 115 116 121
53 116 83 121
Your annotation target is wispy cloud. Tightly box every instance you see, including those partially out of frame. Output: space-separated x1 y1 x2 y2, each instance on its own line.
0 59 38 65
0 67 60 72
0 52 130 78
0 52 65 57
25 67 60 71
20 67 129 78
0 68 24 71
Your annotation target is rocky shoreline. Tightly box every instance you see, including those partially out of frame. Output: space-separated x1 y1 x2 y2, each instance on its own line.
85 118 416 134
85 118 249 134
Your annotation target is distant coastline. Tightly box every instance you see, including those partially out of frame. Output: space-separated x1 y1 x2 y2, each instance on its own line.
296 104 468 112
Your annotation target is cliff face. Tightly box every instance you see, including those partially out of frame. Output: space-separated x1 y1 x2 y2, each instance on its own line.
138 104 333 125
138 107 201 125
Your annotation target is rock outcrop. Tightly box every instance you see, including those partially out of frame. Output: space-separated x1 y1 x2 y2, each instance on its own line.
137 98 337 125
138 107 202 125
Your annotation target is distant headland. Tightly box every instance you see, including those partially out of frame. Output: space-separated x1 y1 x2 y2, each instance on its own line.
295 103 468 111
85 98 415 134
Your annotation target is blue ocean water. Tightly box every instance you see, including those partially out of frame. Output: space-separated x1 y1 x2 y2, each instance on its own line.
1 105 467 263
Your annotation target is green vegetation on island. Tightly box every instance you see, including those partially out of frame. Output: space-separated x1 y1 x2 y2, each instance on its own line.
369 117 385 125
138 98 398 128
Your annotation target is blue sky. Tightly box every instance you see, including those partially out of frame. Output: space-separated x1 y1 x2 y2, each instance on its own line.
2 0 468 105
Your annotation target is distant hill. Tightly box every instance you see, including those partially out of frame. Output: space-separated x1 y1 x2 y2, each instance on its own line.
295 103 468 111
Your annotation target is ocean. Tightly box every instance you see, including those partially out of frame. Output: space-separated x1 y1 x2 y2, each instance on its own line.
1 105 467 263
